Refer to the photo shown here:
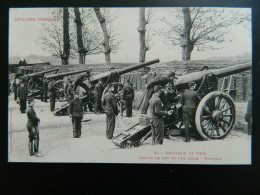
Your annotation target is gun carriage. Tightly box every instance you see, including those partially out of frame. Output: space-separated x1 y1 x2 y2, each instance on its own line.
112 62 252 148
52 59 160 116
44 69 91 102
22 69 59 97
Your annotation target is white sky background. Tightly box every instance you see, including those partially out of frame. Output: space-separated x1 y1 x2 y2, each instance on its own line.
9 8 252 63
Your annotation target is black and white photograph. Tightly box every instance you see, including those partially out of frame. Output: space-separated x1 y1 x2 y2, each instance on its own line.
8 7 252 164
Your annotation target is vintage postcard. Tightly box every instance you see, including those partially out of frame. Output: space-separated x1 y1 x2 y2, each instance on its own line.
8 7 252 164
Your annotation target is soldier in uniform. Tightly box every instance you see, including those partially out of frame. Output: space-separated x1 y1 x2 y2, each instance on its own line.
94 79 104 114
102 84 119 139
42 77 48 103
12 78 17 101
244 96 252 136
69 91 84 138
141 71 178 115
48 78 57 111
180 82 200 142
122 78 135 117
66 79 74 102
73 71 90 92
149 85 172 145
17 82 28 113
73 71 93 112
26 98 41 157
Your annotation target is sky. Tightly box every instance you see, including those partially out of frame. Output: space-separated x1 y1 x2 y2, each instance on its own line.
9 8 252 63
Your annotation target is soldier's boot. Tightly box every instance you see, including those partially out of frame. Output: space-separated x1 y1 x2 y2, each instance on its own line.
28 141 34 156
34 140 42 157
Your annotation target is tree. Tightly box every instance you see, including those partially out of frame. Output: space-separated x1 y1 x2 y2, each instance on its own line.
74 8 87 64
37 8 75 65
62 7 70 65
137 8 153 62
160 8 250 61
93 8 120 65
71 8 103 64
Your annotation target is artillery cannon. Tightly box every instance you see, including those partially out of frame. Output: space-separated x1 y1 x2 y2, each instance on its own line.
52 59 160 116
112 62 251 148
23 69 59 97
27 69 89 98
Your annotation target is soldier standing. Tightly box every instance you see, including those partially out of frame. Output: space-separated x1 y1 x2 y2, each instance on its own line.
66 79 74 102
94 79 104 114
102 85 119 139
12 79 17 101
141 72 178 115
244 96 252 136
42 77 48 103
122 78 135 117
180 82 200 142
17 82 28 113
149 85 172 145
48 79 57 111
69 91 84 138
26 98 41 157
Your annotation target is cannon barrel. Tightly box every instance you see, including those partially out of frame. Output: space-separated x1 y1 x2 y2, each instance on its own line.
90 58 160 82
45 69 89 79
26 69 59 77
175 62 251 87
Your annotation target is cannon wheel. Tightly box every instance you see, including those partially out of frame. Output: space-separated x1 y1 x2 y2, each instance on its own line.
54 80 67 102
195 91 236 139
27 78 35 93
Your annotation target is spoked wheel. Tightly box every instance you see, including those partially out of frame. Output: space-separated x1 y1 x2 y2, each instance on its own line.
27 78 36 93
195 91 236 140
54 80 67 102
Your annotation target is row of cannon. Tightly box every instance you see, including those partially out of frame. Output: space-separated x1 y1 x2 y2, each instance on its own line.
15 59 251 147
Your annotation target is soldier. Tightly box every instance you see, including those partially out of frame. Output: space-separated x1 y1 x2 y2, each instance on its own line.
73 71 93 111
12 78 17 101
122 78 135 117
244 96 252 136
17 82 28 113
149 85 172 145
180 82 200 142
26 98 41 157
94 79 104 114
102 84 119 139
73 71 90 92
48 78 56 111
141 71 178 115
69 91 84 138
42 77 48 102
66 79 74 102
165 82 177 104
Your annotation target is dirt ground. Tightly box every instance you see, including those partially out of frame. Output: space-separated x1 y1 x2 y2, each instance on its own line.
8 95 251 164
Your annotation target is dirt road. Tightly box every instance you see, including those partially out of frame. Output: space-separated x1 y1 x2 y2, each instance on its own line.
8 96 251 164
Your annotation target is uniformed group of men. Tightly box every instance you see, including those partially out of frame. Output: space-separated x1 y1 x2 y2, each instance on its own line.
143 71 201 145
10 65 251 157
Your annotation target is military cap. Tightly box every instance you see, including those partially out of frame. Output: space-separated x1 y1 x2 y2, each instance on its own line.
167 71 178 79
200 65 209 71
154 85 163 92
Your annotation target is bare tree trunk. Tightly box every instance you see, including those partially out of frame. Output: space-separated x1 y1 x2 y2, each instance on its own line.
62 7 70 65
94 8 111 65
181 8 194 61
74 8 87 64
137 8 147 63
